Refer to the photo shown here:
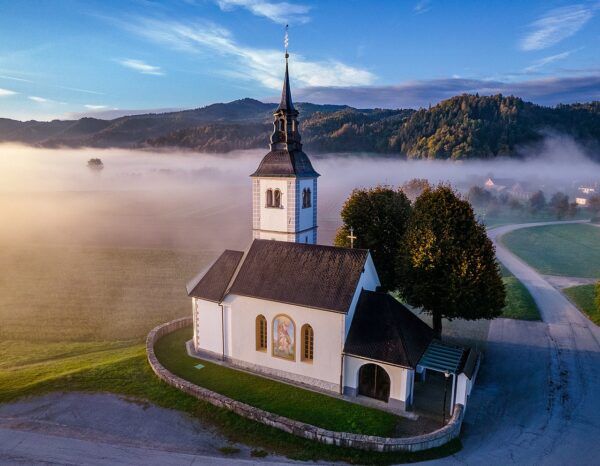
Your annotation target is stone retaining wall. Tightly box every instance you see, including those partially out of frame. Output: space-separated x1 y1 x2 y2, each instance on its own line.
146 318 464 452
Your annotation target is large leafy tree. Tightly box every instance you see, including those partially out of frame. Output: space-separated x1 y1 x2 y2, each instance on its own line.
396 185 506 338
334 186 411 291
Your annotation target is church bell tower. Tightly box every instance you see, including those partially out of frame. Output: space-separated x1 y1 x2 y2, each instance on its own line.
250 35 319 244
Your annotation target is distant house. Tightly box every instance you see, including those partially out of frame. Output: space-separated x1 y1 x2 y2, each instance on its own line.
484 177 533 200
576 184 598 206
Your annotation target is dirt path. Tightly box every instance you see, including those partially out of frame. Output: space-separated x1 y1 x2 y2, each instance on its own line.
430 220 600 465
0 393 298 466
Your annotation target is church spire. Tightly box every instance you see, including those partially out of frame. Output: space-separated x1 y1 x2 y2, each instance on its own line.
270 25 301 152
277 25 294 113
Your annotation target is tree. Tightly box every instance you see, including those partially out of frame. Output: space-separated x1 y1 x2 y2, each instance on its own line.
396 185 506 338
529 190 546 214
467 185 493 208
87 158 104 171
549 192 569 219
400 178 431 202
335 186 411 291
587 195 600 216
567 201 578 219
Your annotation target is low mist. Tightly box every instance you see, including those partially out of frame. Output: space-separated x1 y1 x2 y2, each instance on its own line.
0 137 597 250
1 138 598 341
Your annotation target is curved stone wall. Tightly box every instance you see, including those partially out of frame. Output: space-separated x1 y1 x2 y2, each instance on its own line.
146 318 464 452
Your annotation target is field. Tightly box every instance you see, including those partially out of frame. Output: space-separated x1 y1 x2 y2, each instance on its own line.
500 265 541 321
564 284 600 325
501 223 600 278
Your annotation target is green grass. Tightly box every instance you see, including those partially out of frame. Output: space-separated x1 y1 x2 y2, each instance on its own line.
564 284 600 325
0 337 460 464
500 265 541 321
0 244 210 342
502 223 600 278
154 328 400 437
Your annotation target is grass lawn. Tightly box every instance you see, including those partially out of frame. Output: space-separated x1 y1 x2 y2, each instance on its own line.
155 328 401 437
501 223 600 278
500 265 541 321
564 284 600 325
0 338 460 465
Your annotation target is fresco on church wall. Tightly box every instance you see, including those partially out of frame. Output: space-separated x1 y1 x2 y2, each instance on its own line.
272 314 295 361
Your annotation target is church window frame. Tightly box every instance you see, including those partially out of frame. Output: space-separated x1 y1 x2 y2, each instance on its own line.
266 189 273 208
302 187 312 208
273 189 282 208
256 315 267 352
301 324 314 363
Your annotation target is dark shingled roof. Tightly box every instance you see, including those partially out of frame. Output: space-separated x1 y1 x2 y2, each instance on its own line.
460 348 480 379
344 290 434 368
229 240 369 313
187 250 244 302
277 60 295 113
250 149 320 178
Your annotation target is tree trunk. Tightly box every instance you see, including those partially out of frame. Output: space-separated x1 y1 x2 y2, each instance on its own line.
432 313 442 340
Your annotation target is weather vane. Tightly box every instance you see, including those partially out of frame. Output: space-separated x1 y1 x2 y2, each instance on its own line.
284 24 289 58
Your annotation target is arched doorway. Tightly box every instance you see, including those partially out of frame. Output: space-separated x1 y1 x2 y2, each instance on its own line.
358 364 391 402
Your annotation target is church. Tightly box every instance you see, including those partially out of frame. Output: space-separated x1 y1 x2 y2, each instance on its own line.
186 49 444 412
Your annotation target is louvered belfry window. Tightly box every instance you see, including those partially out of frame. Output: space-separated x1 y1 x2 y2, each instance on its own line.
256 315 267 351
301 324 314 362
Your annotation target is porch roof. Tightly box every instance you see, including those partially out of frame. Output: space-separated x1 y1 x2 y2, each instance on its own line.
417 341 466 375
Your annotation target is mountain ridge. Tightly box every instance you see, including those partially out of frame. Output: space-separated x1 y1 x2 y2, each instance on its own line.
2 94 600 160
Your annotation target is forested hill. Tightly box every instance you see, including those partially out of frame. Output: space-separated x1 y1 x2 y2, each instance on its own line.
2 95 600 159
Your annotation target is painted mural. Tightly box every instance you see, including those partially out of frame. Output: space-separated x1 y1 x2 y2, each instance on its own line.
272 314 295 361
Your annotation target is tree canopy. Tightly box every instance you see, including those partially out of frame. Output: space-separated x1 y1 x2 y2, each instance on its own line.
396 185 506 337
334 186 411 291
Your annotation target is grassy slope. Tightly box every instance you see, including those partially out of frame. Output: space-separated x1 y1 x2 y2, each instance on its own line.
500 265 541 321
154 328 399 437
564 284 600 325
0 244 460 464
501 223 600 278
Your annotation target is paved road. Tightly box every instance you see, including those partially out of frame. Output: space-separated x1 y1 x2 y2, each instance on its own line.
433 221 600 465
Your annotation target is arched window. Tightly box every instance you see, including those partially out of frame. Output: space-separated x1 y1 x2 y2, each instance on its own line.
266 189 273 207
256 315 267 351
302 188 312 208
301 324 314 362
274 189 282 208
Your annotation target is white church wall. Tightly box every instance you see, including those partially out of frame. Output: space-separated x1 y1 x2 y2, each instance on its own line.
194 298 223 355
258 178 292 233
297 178 315 235
344 254 380 336
222 294 345 392
343 355 411 409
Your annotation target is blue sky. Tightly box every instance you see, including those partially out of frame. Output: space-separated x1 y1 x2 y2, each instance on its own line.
1 0 599 120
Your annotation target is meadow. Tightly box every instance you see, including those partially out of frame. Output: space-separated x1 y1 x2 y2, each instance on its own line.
501 223 600 278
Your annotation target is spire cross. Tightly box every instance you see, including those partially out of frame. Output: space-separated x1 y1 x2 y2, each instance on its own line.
284 24 289 59
347 227 357 249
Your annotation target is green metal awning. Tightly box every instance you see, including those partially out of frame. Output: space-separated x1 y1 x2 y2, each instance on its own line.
417 341 466 374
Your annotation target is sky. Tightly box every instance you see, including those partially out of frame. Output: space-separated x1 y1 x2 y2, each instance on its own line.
0 0 599 121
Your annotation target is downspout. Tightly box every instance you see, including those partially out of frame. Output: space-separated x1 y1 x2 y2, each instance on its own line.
340 353 345 395
220 303 225 361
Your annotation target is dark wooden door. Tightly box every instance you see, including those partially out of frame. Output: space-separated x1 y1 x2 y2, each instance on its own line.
358 364 390 402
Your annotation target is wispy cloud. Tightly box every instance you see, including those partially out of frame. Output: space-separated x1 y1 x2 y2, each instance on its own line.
413 0 431 15
216 0 310 24
524 50 575 73
520 5 594 51
85 104 108 110
117 17 375 89
0 88 17 97
28 96 49 103
0 74 34 83
294 74 600 108
118 58 164 75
